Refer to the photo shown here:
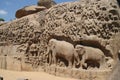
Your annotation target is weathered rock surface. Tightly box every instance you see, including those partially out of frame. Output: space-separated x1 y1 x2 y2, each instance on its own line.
107 61 120 80
37 0 56 8
0 0 120 80
15 5 46 18
0 22 7 26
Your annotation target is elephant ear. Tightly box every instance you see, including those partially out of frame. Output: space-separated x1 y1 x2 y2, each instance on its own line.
48 40 54 47
49 39 56 49
80 47 86 55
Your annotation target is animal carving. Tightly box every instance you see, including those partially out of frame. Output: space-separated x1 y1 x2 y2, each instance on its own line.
46 39 74 68
75 45 105 69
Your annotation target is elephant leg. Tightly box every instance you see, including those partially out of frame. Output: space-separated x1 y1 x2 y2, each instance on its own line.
99 58 105 69
80 60 84 69
52 51 57 66
81 56 86 69
74 52 80 66
49 53 52 65
79 61 82 69
99 61 103 69
68 60 72 68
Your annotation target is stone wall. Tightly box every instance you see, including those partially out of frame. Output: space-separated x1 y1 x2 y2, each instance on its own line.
0 0 120 80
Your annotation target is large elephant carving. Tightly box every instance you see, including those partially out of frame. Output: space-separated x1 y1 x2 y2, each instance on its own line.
75 45 105 69
46 38 74 68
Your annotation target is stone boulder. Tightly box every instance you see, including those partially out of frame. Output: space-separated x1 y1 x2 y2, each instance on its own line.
15 5 46 18
37 0 56 8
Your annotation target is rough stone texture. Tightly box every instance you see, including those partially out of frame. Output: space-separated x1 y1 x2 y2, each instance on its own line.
0 0 120 80
37 0 56 9
0 22 7 26
107 60 120 80
15 5 46 18
44 66 111 80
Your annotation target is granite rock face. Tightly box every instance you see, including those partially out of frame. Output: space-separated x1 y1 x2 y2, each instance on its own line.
45 0 120 59
0 0 120 80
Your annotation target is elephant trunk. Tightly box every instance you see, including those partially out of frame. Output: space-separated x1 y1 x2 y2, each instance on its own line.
45 47 50 57
46 47 53 65
74 50 80 66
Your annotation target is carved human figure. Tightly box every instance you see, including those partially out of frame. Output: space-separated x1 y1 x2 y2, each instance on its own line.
46 38 74 68
75 45 105 69
29 43 39 56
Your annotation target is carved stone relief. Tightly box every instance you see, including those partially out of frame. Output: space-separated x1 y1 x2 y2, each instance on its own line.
0 0 120 80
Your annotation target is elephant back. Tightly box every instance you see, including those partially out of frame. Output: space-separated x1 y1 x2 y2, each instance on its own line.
55 40 74 53
84 46 104 55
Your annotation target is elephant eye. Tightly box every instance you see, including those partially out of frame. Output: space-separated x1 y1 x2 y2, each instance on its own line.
76 50 79 52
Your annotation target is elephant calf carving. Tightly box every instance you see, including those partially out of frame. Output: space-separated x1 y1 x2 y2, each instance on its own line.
75 45 105 69
46 38 74 68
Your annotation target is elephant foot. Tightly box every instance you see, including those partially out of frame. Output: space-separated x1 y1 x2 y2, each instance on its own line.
83 63 87 68
76 62 80 66
100 66 106 70
68 65 72 69
52 64 57 67
79 67 83 70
